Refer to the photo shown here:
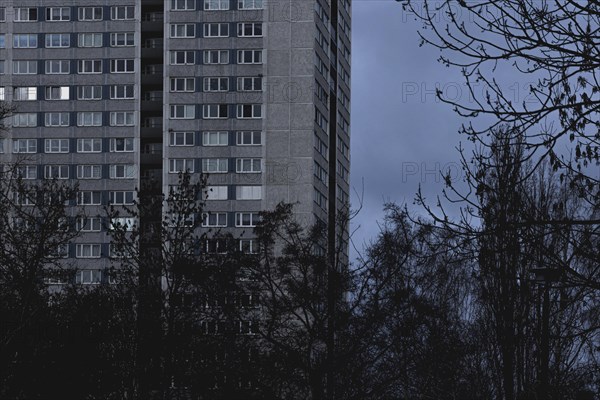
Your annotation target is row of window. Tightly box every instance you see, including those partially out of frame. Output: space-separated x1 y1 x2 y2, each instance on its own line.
10 138 133 154
9 112 136 127
0 6 134 22
170 22 262 38
0 32 134 49
171 0 264 11
169 49 263 65
168 158 262 174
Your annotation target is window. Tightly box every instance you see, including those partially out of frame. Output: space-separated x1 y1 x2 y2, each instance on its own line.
47 7 71 21
78 191 101 205
78 33 103 47
110 217 136 231
45 86 70 100
77 165 101 179
170 51 196 65
204 186 228 200
76 244 102 259
203 131 228 146
203 77 229 92
110 85 135 99
169 159 195 173
236 158 261 173
203 104 228 119
237 77 262 91
170 24 195 38
0 35 4 49
237 131 261 145
17 165 38 179
202 158 228 173
13 60 37 75
110 112 135 126
237 104 262 119
77 112 102 126
238 0 263 9
13 139 37 153
12 114 37 127
202 213 227 227
239 239 257 254
77 86 102 100
46 60 70 74
110 59 135 73
110 165 136 179
45 139 69 153
238 23 262 37
0 87 3 100
204 23 229 37
169 131 194 146
77 138 102 153
204 0 230 10
77 217 102 232
110 32 135 47
44 165 69 179
170 78 195 92
111 6 135 20
237 50 262 64
235 212 260 227
46 34 70 48
79 7 103 21
315 161 328 184
109 191 135 205
45 112 70 127
13 34 38 48
76 269 102 283
236 186 262 200
13 87 37 101
14 8 37 22
171 0 196 10
78 60 102 74
0 8 5 21
110 138 134 152
0 139 3 153
170 105 195 119
203 50 229 64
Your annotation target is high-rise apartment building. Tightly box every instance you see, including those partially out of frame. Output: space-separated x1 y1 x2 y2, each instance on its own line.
0 0 351 279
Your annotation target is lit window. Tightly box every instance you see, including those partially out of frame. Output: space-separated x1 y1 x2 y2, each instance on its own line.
45 60 70 74
237 50 262 64
13 87 37 101
77 112 102 126
203 50 229 64
202 104 228 119
204 0 230 11
110 217 136 231
77 165 102 179
169 159 195 173
236 159 261 173
204 186 228 200
44 165 69 179
169 132 194 146
78 33 103 47
46 7 71 21
236 186 262 200
204 23 229 37
78 7 103 21
109 138 134 152
202 158 228 173
236 131 261 146
203 131 228 146
13 60 37 75
170 51 196 65
203 77 229 92
111 6 135 20
45 113 70 127
236 104 262 119
238 23 262 37
77 138 102 153
45 86 70 100
45 139 69 153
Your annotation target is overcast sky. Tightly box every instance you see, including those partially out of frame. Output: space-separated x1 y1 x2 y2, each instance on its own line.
350 0 468 254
